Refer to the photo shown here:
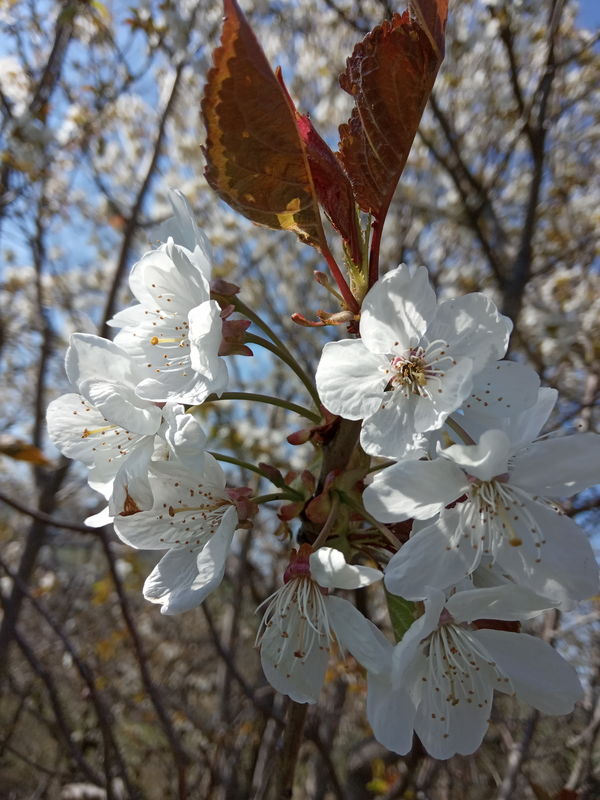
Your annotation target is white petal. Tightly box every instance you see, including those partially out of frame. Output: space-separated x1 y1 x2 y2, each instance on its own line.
473 630 583 714
127 240 209 314
460 361 540 421
423 357 474 427
426 293 511 369
315 339 387 419
161 404 207 471
143 506 236 615
82 377 161 435
505 387 557 448
46 393 112 466
64 335 161 433
360 265 436 353
108 303 147 330
497 500 599 606
310 548 382 590
46 393 150 484
443 429 511 481
326 595 390 673
162 189 213 277
360 395 424 459
85 507 112 527
510 433 600 498
113 458 228 550
392 589 446 683
143 547 200 610
66 333 142 390
414 678 492 759
187 300 229 396
445 585 553 623
198 452 227 490
384 510 475 599
108 437 155 517
363 458 466 522
367 672 416 755
259 618 329 704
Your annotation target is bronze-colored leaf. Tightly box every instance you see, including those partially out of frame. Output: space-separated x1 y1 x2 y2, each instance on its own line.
338 1 448 221
0 436 51 466
202 0 325 249
296 113 362 266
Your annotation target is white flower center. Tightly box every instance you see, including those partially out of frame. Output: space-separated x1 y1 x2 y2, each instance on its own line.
145 318 191 374
423 622 510 737
256 576 332 666
382 341 456 399
156 485 229 549
454 477 547 560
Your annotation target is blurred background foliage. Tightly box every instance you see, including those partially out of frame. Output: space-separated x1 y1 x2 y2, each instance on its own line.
0 0 599 797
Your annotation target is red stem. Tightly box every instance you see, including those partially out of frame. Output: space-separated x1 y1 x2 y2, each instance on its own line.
368 216 384 288
321 241 360 314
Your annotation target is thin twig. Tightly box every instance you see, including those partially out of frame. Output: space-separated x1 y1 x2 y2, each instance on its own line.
0 490 101 534
98 530 190 798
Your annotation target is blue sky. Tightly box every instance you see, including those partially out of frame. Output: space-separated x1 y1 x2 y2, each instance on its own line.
578 0 599 29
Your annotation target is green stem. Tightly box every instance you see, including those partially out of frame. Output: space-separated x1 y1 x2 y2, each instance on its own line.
446 416 476 445
201 391 320 423
312 494 341 549
208 451 269 479
245 333 321 409
320 239 360 314
251 492 294 505
340 492 401 550
231 297 320 408
365 459 395 475
231 296 290 356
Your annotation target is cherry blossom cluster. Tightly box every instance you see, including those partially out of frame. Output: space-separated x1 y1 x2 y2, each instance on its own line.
313 264 600 757
47 191 600 761
47 192 243 613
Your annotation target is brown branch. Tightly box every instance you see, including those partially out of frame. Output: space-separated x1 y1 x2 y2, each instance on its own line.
417 126 506 288
99 59 186 336
495 609 559 799
0 460 70 683
501 0 564 323
0 489 102 534
98 529 191 798
0 557 139 797
5 613 104 787
0 1 78 218
202 602 285 727
429 91 507 260
273 701 309 800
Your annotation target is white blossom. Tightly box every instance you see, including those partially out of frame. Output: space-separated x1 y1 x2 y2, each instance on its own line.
316 265 512 458
109 190 227 404
46 333 162 500
367 586 582 759
365 390 600 606
113 453 237 614
256 546 383 703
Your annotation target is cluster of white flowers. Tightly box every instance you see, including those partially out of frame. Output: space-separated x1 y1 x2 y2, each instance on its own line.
312 264 600 758
47 193 600 761
47 191 240 614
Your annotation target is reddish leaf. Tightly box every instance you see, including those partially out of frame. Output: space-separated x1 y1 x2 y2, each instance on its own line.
473 619 521 634
338 1 448 221
0 436 51 466
528 782 579 800
295 113 362 266
202 0 325 249
410 0 448 59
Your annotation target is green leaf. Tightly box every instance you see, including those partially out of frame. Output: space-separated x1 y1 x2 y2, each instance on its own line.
385 589 418 642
